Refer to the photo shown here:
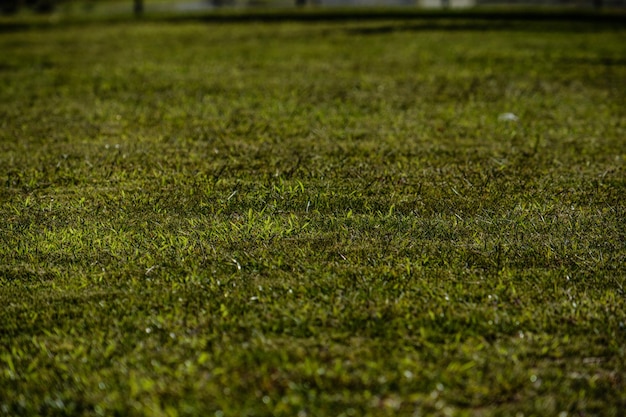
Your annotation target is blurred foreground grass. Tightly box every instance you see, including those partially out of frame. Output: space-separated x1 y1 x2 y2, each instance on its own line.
1 12 625 416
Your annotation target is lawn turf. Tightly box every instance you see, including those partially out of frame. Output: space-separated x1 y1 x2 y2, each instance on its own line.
1 11 626 416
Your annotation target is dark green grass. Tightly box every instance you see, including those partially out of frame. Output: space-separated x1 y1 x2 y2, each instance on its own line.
1 12 625 416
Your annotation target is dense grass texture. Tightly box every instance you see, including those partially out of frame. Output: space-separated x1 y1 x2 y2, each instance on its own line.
1 11 625 416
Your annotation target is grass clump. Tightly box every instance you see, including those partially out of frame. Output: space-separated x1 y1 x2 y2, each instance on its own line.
1 12 625 416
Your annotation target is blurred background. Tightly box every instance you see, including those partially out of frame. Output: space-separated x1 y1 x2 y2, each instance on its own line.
2 0 625 16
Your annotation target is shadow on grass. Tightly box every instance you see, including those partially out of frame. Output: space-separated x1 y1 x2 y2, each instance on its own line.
175 8 626 31
0 8 624 33
342 19 626 34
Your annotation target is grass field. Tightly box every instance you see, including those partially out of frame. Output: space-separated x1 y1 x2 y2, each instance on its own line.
1 9 625 416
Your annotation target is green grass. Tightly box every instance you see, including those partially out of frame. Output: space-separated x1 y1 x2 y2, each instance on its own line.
1 11 625 416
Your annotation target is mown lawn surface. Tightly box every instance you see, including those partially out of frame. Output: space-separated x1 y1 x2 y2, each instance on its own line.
1 10 625 416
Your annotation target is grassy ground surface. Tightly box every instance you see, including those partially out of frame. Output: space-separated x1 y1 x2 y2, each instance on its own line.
1 10 625 416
